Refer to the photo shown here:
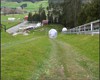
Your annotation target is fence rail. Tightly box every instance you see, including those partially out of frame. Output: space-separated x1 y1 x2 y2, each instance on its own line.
66 19 100 35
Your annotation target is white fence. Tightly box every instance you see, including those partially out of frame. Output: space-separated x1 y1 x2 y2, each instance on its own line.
66 20 100 35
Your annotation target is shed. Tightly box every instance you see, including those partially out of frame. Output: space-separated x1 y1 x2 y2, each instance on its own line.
42 20 48 25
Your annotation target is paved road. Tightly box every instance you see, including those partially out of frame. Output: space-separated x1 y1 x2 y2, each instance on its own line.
6 21 28 34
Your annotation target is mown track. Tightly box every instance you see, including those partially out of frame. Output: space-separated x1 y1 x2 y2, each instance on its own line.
1 35 99 80
30 37 99 80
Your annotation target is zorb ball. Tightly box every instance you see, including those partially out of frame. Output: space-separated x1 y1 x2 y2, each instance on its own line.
48 29 57 39
62 27 67 33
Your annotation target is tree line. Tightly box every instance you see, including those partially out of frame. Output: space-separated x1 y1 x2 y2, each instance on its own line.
78 0 100 26
47 0 100 28
28 5 46 23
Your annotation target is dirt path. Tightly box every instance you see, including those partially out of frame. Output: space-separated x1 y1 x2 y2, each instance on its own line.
29 38 99 80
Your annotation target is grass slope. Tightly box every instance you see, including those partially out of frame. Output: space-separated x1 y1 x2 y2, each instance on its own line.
1 1 48 11
1 37 52 80
1 14 27 21
1 24 99 80
1 14 27 29
58 34 99 62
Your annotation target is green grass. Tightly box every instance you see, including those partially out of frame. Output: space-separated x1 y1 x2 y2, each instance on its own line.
1 14 27 21
1 24 63 44
1 24 63 80
1 1 48 12
1 14 27 29
58 34 99 62
1 36 52 80
1 24 52 80
1 24 99 80
1 21 21 29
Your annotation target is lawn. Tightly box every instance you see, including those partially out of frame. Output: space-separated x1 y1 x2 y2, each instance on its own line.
1 36 52 80
1 14 27 21
1 25 52 80
58 34 99 62
1 0 48 29
1 21 21 30
1 14 27 29
1 24 99 80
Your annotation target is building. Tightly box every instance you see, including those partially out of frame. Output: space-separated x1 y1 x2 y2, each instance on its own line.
42 20 48 25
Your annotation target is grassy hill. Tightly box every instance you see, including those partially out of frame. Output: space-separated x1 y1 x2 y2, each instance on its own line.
1 24 99 80
1 0 48 12
1 0 48 29
1 14 27 30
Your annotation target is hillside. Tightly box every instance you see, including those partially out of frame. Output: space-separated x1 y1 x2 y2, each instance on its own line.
1 24 99 80
1 0 99 79
1 0 48 12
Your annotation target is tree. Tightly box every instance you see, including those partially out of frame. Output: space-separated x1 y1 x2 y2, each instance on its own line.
48 14 53 24
39 4 46 22
86 0 100 22
77 0 100 25
40 10 46 22
32 13 40 22
48 0 81 28
62 0 81 27
28 12 33 23
20 3 27 9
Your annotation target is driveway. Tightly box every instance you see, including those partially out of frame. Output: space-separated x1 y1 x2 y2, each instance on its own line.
6 21 28 34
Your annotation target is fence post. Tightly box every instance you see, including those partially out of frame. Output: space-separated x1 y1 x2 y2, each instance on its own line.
91 22 93 31
78 26 80 34
91 22 93 36
84 25 85 34
70 29 71 34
